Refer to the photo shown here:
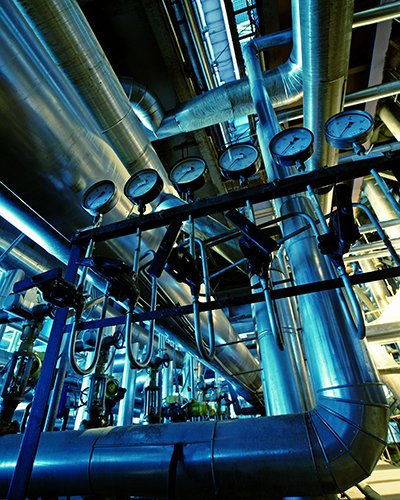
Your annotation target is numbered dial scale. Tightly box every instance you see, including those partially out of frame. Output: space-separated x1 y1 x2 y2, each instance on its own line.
324 110 374 150
269 127 314 168
124 169 164 207
81 180 119 216
218 143 260 180
169 157 207 194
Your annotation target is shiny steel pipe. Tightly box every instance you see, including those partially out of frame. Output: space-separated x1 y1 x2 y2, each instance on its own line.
279 80 400 123
300 0 354 178
156 0 303 139
0 386 388 498
16 0 174 191
353 0 400 27
0 3 261 402
119 76 164 133
0 182 70 264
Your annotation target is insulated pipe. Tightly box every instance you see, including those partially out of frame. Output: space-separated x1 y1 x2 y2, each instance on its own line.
278 80 400 124
352 0 400 28
16 0 174 191
0 383 388 498
154 1 394 140
300 0 354 177
155 0 303 139
256 266 310 416
0 2 261 403
0 182 70 264
119 76 164 133
379 104 400 141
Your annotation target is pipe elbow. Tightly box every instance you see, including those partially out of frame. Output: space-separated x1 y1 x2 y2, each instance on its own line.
309 383 389 494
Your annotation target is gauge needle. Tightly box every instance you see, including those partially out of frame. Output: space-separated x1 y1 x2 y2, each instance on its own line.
339 120 354 137
93 190 106 203
281 137 298 154
177 167 194 183
230 153 245 167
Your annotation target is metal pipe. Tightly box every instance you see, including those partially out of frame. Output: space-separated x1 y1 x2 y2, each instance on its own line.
156 0 303 139
119 76 164 133
117 343 139 426
16 0 174 191
300 0 354 180
154 1 396 140
354 202 400 266
0 182 71 264
0 2 261 402
0 381 388 498
353 1 400 28
5 245 82 500
278 80 400 124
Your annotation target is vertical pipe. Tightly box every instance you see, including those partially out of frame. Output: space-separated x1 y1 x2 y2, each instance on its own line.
117 344 139 427
7 244 81 500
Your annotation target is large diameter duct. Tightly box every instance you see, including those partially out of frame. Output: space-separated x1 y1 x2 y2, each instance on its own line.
300 0 354 173
0 3 261 402
0 381 388 498
16 0 173 190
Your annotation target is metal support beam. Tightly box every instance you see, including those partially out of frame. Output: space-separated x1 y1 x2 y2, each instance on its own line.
74 152 400 244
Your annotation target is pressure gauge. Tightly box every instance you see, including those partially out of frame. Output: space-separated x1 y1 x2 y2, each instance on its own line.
269 127 314 169
169 157 207 194
124 169 164 207
218 143 260 180
81 180 119 216
324 110 374 150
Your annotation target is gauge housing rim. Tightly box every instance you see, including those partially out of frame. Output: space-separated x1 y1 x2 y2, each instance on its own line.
218 142 260 180
124 168 164 206
169 156 207 194
269 127 314 167
81 180 119 216
324 110 374 150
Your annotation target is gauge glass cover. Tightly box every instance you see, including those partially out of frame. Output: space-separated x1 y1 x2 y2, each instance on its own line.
218 143 259 180
269 127 314 167
82 180 118 216
169 157 207 192
324 110 374 149
124 169 163 206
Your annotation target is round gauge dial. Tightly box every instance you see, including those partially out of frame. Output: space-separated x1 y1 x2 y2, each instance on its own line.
169 157 207 194
218 143 260 180
269 127 314 167
81 180 119 216
124 169 164 206
324 110 374 150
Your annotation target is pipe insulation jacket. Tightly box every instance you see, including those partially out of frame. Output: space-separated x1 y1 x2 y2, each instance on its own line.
0 383 388 498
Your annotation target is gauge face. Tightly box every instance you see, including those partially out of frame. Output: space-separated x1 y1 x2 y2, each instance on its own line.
324 110 374 149
124 169 164 206
218 143 260 180
269 127 314 167
81 180 118 216
169 157 207 193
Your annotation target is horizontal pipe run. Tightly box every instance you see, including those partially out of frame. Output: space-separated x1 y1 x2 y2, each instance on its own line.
352 1 400 28
0 384 388 498
278 80 400 123
74 152 400 243
68 266 400 330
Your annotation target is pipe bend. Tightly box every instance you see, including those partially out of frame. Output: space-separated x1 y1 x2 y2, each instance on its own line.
309 383 389 493
0 391 389 498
